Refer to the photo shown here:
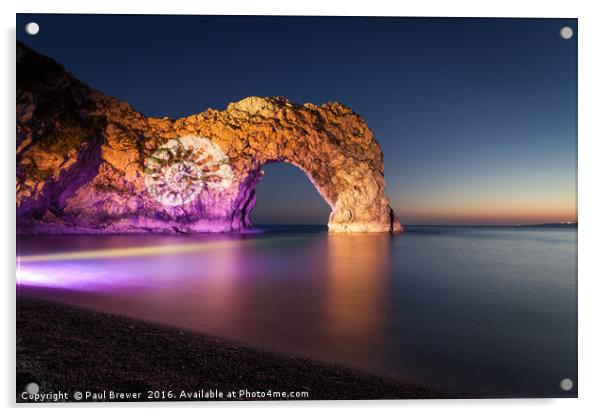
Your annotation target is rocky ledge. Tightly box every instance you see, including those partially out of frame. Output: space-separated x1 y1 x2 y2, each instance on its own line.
17 42 402 234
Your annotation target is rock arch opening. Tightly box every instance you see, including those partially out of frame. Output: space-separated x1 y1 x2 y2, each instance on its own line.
246 161 332 227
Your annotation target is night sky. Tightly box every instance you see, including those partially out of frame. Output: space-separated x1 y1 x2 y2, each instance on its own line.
17 14 577 225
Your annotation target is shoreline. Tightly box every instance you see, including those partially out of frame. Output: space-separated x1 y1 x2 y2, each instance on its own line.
17 297 453 402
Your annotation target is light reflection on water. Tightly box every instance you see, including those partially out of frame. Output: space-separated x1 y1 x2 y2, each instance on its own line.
16 226 577 397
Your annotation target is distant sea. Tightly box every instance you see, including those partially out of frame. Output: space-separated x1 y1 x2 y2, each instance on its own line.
17 224 577 398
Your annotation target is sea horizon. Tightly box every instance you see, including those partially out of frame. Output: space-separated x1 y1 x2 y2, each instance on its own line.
252 222 578 228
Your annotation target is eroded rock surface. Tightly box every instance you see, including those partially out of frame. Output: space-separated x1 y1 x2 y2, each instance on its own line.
16 42 402 234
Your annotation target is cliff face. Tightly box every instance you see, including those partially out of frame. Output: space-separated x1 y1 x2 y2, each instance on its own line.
16 42 402 234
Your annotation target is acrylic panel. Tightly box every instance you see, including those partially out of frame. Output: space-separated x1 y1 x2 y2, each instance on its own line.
16 14 577 402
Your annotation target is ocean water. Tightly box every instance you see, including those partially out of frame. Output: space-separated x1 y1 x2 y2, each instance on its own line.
16 225 577 398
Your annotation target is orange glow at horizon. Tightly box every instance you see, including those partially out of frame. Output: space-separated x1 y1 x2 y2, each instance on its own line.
394 193 577 225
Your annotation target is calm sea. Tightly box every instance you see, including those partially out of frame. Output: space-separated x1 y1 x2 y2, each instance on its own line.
17 225 577 398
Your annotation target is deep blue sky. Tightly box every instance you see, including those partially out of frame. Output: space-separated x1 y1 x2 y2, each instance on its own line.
17 15 577 225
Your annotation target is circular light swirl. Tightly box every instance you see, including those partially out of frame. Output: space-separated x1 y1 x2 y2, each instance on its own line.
144 135 233 206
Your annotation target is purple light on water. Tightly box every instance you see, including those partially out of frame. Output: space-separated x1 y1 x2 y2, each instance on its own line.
17 261 138 291
16 238 261 292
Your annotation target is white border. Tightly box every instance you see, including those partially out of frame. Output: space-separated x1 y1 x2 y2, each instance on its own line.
3 1 601 415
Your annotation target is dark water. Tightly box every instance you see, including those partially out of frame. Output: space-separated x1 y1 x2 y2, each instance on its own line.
16 225 577 398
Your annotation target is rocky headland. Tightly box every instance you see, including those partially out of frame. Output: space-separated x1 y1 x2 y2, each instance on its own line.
17 42 402 234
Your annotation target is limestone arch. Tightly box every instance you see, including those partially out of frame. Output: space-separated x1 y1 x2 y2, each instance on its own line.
16 43 401 234
207 97 401 233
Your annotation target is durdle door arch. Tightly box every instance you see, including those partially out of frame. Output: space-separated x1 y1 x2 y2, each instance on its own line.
16 43 402 234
